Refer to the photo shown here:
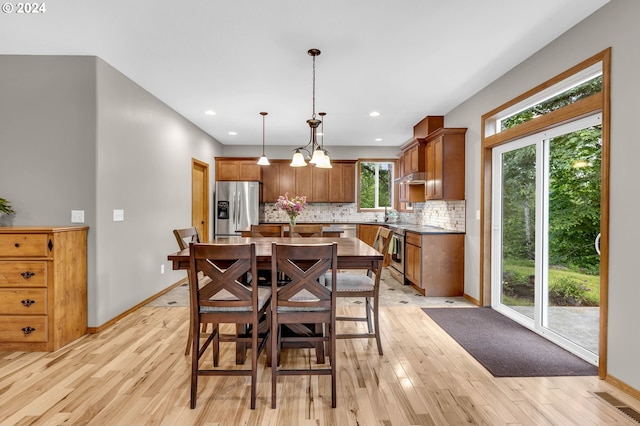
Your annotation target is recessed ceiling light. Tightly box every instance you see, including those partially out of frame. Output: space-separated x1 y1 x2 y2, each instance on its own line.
369 111 381 117
205 110 216 116
375 138 383 142
228 131 237 136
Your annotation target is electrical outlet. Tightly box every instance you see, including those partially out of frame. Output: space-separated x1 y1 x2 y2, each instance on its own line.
71 210 85 223
476 210 481 220
160 264 165 274
113 209 124 222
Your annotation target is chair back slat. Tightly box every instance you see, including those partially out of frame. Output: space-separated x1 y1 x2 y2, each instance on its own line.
251 224 284 237
271 243 337 310
173 227 201 250
289 224 324 238
190 243 257 310
373 227 393 271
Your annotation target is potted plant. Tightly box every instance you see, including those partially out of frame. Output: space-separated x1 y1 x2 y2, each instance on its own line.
0 197 14 216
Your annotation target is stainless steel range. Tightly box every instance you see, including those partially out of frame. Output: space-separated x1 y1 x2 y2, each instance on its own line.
387 224 405 284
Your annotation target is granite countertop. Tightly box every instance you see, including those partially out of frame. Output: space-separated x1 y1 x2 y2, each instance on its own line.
385 222 465 234
255 222 464 234
238 225 345 233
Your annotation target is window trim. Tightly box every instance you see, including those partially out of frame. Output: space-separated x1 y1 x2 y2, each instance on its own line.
357 158 398 211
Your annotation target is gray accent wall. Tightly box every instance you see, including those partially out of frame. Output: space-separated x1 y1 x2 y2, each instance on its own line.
0 55 223 328
446 0 640 391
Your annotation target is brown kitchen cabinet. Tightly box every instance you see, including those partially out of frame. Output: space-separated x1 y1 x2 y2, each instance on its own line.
424 128 466 200
215 158 262 182
261 160 354 203
328 161 356 203
405 235 421 285
295 166 312 199
261 162 279 202
402 143 421 175
311 166 330 202
0 226 88 351
404 231 464 297
261 161 295 202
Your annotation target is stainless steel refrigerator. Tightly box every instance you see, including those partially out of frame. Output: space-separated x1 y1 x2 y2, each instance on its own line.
214 181 260 236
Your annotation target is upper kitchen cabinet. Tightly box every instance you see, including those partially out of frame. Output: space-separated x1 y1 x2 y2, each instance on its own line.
310 166 330 202
328 161 356 203
261 161 294 202
424 128 466 200
295 166 313 199
401 116 443 175
261 160 354 203
401 143 421 176
215 158 262 182
396 116 444 206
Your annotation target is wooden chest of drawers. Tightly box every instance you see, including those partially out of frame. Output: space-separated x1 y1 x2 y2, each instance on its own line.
0 226 88 351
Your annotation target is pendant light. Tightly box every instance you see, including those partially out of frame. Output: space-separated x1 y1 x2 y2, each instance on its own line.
257 112 270 166
291 48 326 167
290 148 307 167
316 112 332 168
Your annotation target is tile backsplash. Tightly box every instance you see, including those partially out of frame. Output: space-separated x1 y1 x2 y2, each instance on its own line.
262 199 465 232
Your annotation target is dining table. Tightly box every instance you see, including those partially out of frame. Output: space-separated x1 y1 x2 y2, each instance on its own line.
167 236 383 272
167 236 384 363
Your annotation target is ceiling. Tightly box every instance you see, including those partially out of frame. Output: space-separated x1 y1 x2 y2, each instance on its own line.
1 0 609 148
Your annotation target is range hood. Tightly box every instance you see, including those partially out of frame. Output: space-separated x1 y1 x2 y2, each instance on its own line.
394 172 427 184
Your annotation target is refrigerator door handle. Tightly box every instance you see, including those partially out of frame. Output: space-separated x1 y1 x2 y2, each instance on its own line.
233 191 238 227
235 191 241 228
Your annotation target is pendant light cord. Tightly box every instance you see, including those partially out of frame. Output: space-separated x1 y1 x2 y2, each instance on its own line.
262 113 266 155
312 54 316 120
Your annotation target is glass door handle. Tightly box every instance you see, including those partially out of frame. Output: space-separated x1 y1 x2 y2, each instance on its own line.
595 233 601 255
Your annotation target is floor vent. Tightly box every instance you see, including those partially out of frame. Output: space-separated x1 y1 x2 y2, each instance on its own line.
594 392 640 423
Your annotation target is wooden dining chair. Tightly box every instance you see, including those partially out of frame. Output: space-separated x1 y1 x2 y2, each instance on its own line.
325 226 392 355
270 242 338 409
173 227 203 355
289 224 324 237
251 224 284 237
188 242 271 409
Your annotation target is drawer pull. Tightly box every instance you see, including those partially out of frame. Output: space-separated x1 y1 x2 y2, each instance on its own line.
21 326 36 335
14 243 20 248
21 299 36 307
20 271 36 279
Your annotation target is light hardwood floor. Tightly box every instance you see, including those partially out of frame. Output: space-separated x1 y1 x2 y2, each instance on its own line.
1 305 639 425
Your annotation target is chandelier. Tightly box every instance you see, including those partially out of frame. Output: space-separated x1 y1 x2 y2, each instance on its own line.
291 48 332 168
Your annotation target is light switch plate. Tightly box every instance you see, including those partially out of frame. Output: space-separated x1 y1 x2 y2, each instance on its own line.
71 210 85 223
113 209 124 222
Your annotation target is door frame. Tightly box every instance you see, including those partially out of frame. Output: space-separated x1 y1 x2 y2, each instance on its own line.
479 48 610 378
491 115 602 365
192 158 209 242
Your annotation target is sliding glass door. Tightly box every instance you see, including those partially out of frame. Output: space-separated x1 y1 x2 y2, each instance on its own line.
492 114 601 364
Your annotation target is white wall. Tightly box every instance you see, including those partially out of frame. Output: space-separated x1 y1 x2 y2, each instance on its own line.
92 58 222 326
0 55 224 328
0 55 99 326
446 0 640 390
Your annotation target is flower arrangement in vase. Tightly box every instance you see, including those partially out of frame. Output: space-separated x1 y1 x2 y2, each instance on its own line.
275 193 306 225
